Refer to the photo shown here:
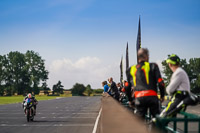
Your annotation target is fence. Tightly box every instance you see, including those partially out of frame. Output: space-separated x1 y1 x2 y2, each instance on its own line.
155 111 200 133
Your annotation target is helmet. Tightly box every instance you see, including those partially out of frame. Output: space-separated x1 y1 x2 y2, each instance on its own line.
27 93 32 98
166 54 180 65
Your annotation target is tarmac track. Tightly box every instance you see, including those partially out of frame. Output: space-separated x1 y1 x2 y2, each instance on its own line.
0 96 101 133
0 97 200 133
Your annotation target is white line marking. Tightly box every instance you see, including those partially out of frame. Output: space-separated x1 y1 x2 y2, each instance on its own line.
92 108 102 133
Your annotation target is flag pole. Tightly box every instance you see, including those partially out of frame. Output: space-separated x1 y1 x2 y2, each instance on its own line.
120 55 123 85
136 16 141 63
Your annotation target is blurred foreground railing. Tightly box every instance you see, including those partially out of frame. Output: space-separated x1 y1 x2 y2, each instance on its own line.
144 105 200 133
155 111 200 133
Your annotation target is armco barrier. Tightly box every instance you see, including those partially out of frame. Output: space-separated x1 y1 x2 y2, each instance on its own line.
96 93 159 133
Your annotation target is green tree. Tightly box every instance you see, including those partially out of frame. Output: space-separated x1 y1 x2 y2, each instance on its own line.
25 50 49 94
93 89 104 94
85 84 93 96
41 82 50 95
188 58 200 93
0 55 6 96
0 50 49 96
71 83 86 96
6 51 27 95
52 85 57 95
52 81 64 95
57 80 64 94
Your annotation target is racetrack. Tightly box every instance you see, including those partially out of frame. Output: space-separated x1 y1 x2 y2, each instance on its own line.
1 96 200 133
0 96 101 133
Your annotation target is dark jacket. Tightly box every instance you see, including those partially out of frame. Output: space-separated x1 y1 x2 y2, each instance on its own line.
109 81 119 96
126 61 165 101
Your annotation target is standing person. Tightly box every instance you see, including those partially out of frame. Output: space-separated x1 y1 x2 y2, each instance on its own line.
117 82 122 92
108 77 120 101
160 54 191 117
102 81 111 95
126 48 165 119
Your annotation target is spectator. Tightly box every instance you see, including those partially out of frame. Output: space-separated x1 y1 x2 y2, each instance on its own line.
108 77 120 101
126 48 165 119
117 82 122 92
102 81 111 95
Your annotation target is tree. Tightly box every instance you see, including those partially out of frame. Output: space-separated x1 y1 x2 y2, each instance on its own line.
41 82 50 95
57 81 64 94
162 57 200 94
93 89 104 94
161 58 173 86
6 51 27 95
52 81 64 95
85 84 93 96
0 55 6 96
3 53 15 96
188 58 200 93
0 50 49 95
25 50 49 94
71 83 86 96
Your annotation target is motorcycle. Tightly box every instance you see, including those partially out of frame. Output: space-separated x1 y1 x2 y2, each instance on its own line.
23 98 34 122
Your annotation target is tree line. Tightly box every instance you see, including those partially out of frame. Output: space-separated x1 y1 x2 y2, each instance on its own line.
71 83 103 96
0 51 48 96
0 50 103 96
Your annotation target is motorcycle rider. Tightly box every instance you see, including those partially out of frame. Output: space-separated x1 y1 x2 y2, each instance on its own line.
23 93 38 115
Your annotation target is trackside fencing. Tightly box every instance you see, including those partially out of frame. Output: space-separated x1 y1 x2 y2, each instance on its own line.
155 111 200 133
121 96 200 133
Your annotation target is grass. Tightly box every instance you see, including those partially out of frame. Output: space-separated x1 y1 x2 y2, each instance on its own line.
0 94 72 105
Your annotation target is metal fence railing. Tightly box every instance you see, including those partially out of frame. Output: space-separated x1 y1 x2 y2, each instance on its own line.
155 111 200 133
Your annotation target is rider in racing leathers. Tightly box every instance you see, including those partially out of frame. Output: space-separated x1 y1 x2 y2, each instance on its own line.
23 93 38 115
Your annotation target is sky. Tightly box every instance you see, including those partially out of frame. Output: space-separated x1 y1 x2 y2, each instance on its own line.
0 0 200 89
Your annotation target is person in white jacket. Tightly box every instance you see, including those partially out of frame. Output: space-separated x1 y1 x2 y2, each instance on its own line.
160 54 190 117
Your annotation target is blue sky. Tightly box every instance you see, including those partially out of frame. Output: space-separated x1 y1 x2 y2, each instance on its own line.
0 0 200 89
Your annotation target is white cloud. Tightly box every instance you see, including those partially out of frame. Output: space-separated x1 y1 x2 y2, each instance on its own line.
47 56 119 89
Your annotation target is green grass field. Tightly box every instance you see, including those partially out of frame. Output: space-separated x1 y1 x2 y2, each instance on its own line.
0 94 72 105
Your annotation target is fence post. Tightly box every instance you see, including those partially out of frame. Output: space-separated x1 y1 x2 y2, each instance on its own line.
173 121 177 131
184 115 188 133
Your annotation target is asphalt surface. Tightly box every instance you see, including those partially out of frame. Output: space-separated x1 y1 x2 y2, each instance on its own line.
0 96 101 133
1 97 200 133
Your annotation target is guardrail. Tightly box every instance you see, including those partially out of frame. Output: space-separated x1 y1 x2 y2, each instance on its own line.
155 111 200 133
